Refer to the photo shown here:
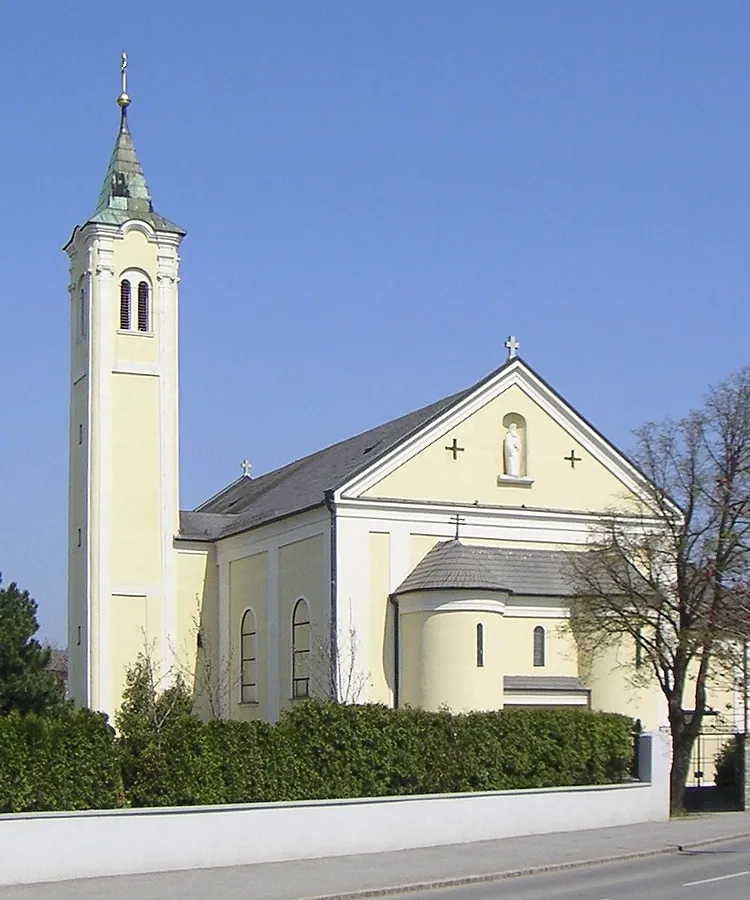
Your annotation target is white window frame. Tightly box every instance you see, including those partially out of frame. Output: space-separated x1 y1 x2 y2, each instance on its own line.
291 597 311 699
117 270 154 336
239 607 258 704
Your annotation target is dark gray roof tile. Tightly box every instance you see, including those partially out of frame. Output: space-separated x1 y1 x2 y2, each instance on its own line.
503 676 589 693
189 388 471 539
393 540 575 597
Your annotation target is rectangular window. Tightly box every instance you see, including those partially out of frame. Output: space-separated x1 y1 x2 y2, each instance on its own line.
77 528 82 548
78 423 83 445
476 623 484 667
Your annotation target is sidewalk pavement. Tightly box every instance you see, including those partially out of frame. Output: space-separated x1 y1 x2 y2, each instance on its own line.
8 811 750 900
11 811 750 900
224 811 750 900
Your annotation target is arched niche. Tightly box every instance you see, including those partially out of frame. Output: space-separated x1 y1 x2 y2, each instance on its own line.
502 412 528 477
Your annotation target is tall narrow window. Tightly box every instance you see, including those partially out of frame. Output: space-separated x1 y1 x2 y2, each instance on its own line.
635 629 643 668
76 625 81 647
476 623 484 667
79 285 87 338
533 625 545 667
137 281 150 332
292 598 311 698
120 279 131 330
240 608 258 704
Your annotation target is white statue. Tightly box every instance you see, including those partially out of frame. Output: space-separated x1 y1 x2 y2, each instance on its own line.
504 423 522 477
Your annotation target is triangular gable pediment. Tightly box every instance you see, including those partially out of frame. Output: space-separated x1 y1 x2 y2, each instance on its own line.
336 359 656 516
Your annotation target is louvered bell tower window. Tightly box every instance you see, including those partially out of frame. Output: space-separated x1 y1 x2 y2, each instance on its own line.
120 280 131 330
137 281 150 332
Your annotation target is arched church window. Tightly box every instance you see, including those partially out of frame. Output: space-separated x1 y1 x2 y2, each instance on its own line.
137 281 150 332
292 598 311 699
476 623 484 668
120 279 131 330
240 608 258 704
533 625 545 667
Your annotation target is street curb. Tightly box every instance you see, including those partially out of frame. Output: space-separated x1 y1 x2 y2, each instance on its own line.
298 829 750 900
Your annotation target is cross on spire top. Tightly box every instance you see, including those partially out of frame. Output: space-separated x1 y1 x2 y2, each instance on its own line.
241 459 252 477
117 51 130 110
505 335 520 361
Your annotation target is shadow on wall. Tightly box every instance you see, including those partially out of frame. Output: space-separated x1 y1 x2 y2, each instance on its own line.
188 556 221 720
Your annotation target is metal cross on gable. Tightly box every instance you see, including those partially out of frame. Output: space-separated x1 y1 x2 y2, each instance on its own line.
445 438 465 460
450 514 466 539
564 449 582 469
505 335 520 360
241 459 252 477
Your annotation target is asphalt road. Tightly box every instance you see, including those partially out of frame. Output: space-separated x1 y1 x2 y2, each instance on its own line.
390 837 750 900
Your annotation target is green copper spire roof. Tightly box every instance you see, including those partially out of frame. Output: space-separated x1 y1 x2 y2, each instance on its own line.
88 98 184 234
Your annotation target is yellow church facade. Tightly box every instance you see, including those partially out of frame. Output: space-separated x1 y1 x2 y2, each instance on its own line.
65 68 736 732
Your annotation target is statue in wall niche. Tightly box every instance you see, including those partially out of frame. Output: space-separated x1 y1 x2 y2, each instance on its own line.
504 423 522 477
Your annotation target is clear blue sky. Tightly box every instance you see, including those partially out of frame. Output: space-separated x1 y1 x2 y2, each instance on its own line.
2 2 749 644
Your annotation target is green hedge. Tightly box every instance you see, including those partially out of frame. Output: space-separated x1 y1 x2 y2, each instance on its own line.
119 717 277 808
267 703 634 800
0 702 634 811
118 702 634 807
0 709 123 812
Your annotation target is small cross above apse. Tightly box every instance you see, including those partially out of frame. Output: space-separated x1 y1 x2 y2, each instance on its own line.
450 514 466 539
564 449 582 469
445 438 465 460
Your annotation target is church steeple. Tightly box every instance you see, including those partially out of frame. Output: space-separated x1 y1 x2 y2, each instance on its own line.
89 53 184 235
65 53 185 717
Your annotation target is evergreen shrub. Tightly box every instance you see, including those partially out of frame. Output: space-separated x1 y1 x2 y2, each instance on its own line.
0 709 123 812
118 701 633 807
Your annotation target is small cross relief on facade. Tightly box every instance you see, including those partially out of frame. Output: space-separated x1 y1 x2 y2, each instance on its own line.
444 438 465 460
564 449 582 469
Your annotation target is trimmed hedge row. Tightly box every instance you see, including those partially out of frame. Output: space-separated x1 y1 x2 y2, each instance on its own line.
0 702 634 811
0 709 123 812
118 702 634 808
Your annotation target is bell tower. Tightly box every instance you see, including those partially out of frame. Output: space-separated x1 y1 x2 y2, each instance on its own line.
65 55 185 715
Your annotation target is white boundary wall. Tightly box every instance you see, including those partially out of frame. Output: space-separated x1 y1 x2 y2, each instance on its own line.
0 732 670 886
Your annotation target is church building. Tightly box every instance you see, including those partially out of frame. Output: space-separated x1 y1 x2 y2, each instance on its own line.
65 64 730 731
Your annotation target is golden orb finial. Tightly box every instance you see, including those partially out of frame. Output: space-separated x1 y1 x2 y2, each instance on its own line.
117 52 131 110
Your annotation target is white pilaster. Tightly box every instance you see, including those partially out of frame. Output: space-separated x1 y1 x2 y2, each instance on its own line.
156 240 181 680
266 546 280 721
218 559 230 718
93 238 115 715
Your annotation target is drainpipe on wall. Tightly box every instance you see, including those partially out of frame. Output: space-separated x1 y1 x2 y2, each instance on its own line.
324 490 339 701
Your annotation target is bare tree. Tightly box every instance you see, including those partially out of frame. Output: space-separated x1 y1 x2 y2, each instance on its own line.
170 596 238 720
311 617 370 704
569 367 750 812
